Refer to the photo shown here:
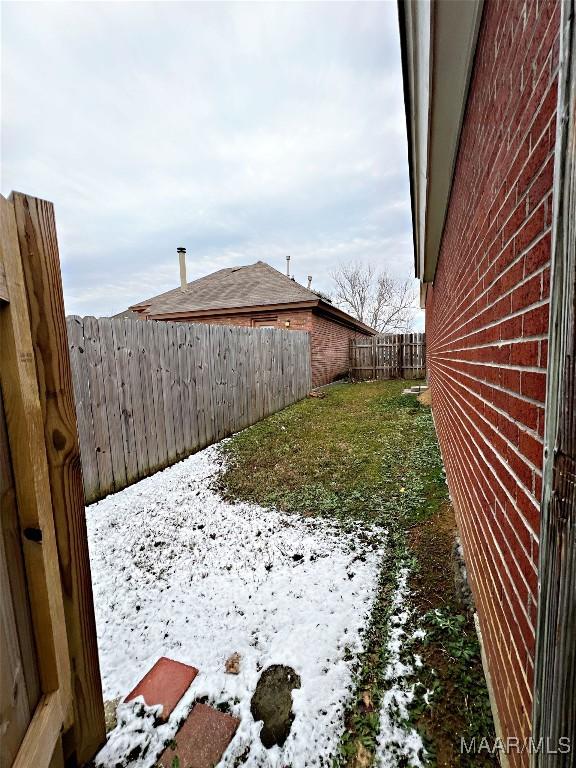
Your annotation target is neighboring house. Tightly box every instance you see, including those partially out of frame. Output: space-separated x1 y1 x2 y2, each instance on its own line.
400 0 576 763
115 260 375 387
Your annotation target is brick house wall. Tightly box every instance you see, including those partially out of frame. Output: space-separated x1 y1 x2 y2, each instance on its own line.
309 313 366 387
180 308 370 388
425 0 559 758
185 308 313 333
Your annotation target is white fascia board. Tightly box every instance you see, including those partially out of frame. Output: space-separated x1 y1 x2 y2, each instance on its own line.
400 0 432 284
399 0 484 286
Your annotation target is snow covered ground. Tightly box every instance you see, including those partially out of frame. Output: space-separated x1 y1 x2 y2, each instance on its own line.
375 568 426 768
87 442 385 767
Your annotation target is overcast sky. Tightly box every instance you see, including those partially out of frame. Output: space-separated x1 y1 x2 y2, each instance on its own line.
1 0 419 324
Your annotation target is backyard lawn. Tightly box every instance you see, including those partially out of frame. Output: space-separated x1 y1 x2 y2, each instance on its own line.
88 380 495 768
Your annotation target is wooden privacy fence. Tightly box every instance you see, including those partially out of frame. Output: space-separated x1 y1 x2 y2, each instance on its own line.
67 316 312 504
0 192 104 768
350 332 426 380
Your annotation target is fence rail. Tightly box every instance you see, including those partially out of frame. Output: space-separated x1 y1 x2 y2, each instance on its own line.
349 332 426 381
67 316 312 504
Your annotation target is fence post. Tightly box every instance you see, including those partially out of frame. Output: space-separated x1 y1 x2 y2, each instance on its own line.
348 338 353 381
0 193 73 767
12 193 105 763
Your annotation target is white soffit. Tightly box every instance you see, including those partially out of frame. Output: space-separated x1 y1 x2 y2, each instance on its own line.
400 0 484 285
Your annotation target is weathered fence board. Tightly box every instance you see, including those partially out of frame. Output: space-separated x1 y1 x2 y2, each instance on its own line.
350 332 426 381
67 316 312 503
99 318 127 492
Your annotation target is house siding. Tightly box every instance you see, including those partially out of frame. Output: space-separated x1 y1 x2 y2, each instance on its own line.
176 308 370 388
425 0 559 759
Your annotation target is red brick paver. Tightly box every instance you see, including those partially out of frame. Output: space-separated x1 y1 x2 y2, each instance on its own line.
125 657 198 721
157 703 239 768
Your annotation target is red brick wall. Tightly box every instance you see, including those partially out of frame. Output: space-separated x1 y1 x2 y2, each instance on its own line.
425 0 559 758
185 308 313 332
310 313 368 387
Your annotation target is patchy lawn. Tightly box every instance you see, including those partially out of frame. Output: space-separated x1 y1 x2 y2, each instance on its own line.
88 379 495 768
220 380 497 767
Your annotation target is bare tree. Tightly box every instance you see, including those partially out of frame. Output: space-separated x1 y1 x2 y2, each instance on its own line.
330 262 416 332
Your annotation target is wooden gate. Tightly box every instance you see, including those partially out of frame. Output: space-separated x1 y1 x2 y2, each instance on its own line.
349 332 426 380
0 193 105 767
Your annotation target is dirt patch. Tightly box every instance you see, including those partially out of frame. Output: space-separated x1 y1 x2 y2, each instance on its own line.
409 503 456 611
418 388 432 407
408 504 498 767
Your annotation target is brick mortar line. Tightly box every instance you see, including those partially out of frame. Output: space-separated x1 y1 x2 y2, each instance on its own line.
433 362 544 497
430 355 547 411
430 359 544 448
431 248 550 345
434 391 537 692
433 389 538 637
432 363 544 477
432 368 540 543
435 20 558 315
432 57 557 326
457 508 534 726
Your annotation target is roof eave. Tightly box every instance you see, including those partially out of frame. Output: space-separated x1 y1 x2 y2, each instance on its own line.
315 301 377 335
145 298 375 334
146 299 320 321
398 0 484 297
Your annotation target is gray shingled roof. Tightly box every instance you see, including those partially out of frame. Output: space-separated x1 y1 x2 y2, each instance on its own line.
123 261 322 317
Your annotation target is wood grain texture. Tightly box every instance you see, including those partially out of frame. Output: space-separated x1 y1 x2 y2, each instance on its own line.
0 392 40 768
0 260 8 303
0 390 40 705
67 317 100 501
98 318 127 491
124 318 148 477
84 316 114 497
12 193 105 763
532 1 576 763
11 693 63 768
111 318 138 485
0 473 34 768
68 318 311 503
169 322 185 457
149 320 168 467
159 321 177 463
137 319 158 471
0 195 69 699
350 332 426 381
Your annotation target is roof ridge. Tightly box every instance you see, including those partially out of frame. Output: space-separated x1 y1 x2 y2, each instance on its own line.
125 259 326 317
255 261 317 297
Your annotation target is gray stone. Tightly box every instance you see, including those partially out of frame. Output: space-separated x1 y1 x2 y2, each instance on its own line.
452 538 474 612
104 697 121 732
250 665 301 748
